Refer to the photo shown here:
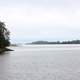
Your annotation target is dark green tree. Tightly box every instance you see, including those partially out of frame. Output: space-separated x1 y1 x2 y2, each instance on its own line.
0 21 10 48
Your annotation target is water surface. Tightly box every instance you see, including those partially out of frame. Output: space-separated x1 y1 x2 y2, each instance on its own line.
0 45 80 80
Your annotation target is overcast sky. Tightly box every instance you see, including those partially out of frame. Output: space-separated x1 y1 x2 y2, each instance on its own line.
0 0 80 43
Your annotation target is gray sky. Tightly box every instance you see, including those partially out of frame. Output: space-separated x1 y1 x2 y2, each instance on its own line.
0 0 80 43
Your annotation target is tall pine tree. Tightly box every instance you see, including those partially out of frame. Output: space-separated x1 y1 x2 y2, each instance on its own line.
0 21 10 48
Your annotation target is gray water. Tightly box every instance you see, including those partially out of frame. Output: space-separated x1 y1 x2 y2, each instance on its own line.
0 45 80 80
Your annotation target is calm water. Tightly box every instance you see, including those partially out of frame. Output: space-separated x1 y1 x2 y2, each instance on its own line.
1 45 80 80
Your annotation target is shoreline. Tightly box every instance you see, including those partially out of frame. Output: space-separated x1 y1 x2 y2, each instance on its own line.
0 48 13 53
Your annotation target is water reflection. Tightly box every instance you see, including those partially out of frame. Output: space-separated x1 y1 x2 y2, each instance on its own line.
0 51 10 56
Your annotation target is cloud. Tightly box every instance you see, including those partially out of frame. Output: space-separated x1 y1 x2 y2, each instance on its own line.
0 0 80 42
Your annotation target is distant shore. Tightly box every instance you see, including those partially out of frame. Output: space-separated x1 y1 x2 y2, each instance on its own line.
30 40 80 44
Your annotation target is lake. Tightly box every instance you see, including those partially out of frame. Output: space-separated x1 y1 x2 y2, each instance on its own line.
0 45 80 80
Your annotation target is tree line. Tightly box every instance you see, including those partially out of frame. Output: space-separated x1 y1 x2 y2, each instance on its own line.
31 40 80 44
0 21 10 48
